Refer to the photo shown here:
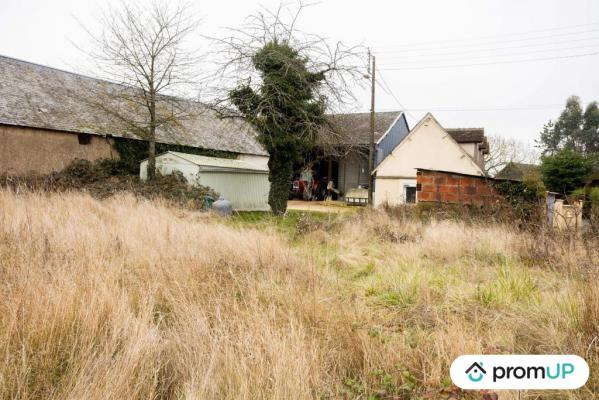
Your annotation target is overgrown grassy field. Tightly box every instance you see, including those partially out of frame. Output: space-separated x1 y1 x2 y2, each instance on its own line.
0 190 597 399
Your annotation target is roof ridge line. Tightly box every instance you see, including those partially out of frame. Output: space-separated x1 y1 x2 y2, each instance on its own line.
446 127 485 130
0 54 209 107
0 54 118 85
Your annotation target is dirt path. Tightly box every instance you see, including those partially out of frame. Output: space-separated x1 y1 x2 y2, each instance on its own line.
286 200 356 213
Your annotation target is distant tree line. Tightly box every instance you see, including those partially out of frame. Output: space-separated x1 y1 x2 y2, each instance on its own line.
537 96 598 195
539 96 599 156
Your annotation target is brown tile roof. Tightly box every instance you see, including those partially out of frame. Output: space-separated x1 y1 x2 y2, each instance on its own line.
447 127 489 154
0 55 267 156
446 128 485 143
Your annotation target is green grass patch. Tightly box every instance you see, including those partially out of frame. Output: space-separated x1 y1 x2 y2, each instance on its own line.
475 264 538 308
229 210 334 238
352 262 376 280
376 288 418 309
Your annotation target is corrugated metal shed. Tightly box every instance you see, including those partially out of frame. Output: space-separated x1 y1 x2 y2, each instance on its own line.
140 151 270 211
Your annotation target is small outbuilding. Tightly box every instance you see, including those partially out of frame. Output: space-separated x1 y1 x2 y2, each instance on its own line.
373 113 488 207
140 151 270 211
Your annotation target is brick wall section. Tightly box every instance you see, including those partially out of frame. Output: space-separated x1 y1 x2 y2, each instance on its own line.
416 169 503 205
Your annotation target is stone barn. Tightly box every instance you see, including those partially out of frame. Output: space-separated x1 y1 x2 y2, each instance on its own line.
0 55 268 175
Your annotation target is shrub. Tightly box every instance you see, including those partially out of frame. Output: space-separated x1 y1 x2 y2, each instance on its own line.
0 159 218 209
492 176 546 225
540 148 594 194
590 187 599 206
588 187 599 234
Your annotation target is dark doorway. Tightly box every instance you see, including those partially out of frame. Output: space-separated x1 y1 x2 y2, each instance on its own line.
405 186 416 204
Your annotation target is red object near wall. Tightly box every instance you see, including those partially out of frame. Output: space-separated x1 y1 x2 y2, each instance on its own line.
416 169 504 205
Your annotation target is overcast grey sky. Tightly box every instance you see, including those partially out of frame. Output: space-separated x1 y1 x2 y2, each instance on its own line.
1 0 598 144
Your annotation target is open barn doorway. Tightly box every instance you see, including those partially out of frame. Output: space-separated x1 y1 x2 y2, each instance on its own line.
290 158 340 201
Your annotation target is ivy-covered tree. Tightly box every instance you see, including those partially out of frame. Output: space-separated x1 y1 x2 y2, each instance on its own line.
229 42 327 213
539 96 599 156
210 4 362 214
540 148 594 194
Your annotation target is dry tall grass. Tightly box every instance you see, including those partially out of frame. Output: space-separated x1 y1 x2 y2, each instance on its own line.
0 189 597 399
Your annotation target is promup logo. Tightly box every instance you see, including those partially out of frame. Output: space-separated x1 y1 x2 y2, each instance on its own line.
451 355 589 390
465 362 486 382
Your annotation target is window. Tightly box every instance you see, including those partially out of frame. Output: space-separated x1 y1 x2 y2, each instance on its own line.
77 133 91 145
405 186 416 204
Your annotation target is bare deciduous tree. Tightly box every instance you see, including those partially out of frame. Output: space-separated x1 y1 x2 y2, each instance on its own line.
82 0 201 180
206 3 365 113
485 135 540 176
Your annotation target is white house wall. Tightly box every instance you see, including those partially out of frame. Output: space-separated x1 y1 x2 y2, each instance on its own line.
458 142 485 169
458 143 477 161
375 177 417 206
373 114 483 207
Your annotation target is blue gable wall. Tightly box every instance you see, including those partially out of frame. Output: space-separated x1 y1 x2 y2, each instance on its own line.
375 113 409 166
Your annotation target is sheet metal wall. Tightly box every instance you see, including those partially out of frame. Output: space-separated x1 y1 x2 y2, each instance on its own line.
141 155 270 211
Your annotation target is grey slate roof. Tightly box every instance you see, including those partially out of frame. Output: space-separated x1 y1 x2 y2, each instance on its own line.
0 55 267 156
325 111 401 145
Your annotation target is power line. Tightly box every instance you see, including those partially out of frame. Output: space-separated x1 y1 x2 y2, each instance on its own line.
355 104 588 113
407 105 568 112
379 51 599 71
356 101 594 113
374 66 418 121
376 38 599 62
374 22 599 51
374 22 599 49
375 29 599 55
377 43 599 66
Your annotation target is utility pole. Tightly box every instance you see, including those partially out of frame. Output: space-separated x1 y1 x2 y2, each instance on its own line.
367 52 376 206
